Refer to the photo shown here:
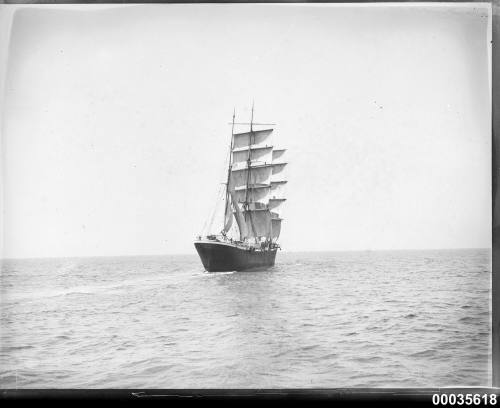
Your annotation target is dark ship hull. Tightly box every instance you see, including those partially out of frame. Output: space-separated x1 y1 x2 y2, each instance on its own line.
194 240 277 272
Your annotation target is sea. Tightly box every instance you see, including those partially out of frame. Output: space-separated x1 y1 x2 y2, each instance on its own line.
0 249 491 388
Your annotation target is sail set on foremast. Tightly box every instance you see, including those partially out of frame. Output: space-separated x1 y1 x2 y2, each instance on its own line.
221 111 287 246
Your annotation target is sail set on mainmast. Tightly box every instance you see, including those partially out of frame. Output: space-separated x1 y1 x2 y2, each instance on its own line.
221 110 287 246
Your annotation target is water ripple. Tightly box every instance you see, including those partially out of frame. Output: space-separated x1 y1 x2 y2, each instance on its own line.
0 249 491 388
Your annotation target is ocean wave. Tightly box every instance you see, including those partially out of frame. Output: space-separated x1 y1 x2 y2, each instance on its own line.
0 250 491 388
409 349 437 358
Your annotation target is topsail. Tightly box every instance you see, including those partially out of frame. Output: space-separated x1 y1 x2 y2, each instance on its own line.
232 129 273 150
232 146 273 166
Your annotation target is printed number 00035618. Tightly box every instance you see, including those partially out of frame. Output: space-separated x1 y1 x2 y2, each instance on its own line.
432 394 497 405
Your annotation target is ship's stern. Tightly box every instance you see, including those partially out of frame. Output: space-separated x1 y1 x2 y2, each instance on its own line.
194 240 277 272
194 241 238 272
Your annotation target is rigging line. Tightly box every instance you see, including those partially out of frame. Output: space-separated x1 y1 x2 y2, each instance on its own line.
200 215 209 237
200 181 221 235
207 183 224 234
201 142 229 236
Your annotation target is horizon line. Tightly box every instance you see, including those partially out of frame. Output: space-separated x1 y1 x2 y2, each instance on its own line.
0 247 492 261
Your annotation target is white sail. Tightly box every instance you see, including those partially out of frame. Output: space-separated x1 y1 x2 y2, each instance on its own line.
247 202 267 210
270 181 286 199
271 162 287 182
232 146 273 166
271 218 282 240
233 129 273 150
223 194 233 233
229 164 272 190
268 198 286 216
230 192 248 240
233 185 270 204
243 209 272 239
272 149 286 162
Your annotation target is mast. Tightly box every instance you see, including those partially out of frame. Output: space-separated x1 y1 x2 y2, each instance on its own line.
245 102 258 242
222 108 236 235
244 102 254 205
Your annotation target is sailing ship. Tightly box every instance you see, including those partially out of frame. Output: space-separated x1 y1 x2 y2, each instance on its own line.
194 108 287 272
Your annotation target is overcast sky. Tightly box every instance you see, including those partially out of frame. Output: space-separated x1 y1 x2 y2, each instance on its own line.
0 3 492 258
